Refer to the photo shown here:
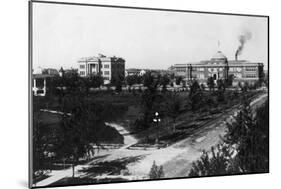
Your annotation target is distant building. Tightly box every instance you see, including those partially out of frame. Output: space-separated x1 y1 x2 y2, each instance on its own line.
32 74 54 96
125 68 146 76
32 68 58 96
174 51 264 86
78 54 125 84
58 67 78 77
42 68 59 76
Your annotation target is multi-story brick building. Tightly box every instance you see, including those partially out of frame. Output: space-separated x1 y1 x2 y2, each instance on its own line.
174 51 264 86
78 54 125 84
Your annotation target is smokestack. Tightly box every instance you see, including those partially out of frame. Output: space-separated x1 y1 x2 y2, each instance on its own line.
235 31 252 61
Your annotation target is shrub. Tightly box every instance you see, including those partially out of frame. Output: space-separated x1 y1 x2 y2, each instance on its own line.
189 145 237 177
149 161 165 179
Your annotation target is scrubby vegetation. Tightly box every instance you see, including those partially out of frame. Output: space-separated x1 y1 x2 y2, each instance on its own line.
189 98 269 176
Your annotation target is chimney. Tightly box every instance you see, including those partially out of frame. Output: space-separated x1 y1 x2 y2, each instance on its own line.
235 53 238 61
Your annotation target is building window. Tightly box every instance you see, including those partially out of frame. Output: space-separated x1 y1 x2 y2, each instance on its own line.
104 71 110 75
103 77 109 80
196 67 204 71
104 64 110 68
80 65 85 69
80 71 85 75
197 73 205 79
246 74 257 78
246 67 256 71
230 67 242 72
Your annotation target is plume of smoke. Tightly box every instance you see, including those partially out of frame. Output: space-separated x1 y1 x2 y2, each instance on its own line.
235 31 252 59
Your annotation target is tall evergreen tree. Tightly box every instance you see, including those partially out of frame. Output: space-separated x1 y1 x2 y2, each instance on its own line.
189 80 203 111
148 161 165 179
166 92 182 132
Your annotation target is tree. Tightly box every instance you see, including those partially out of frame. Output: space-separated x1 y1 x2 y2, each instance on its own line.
33 110 52 178
54 101 102 178
226 74 234 87
166 92 182 132
160 74 170 93
200 83 205 91
224 98 269 173
141 89 157 129
111 75 123 93
189 145 236 177
238 81 242 90
140 74 163 129
216 79 225 92
143 72 155 89
189 80 203 111
216 79 225 102
207 77 215 91
88 74 104 89
189 97 269 176
32 99 59 181
148 161 165 179
170 81 174 87
175 76 183 85
126 75 138 92
65 70 79 88
243 82 249 92
138 86 143 93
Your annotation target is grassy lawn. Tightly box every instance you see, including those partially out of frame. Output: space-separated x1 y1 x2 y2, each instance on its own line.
34 89 264 160
112 90 263 146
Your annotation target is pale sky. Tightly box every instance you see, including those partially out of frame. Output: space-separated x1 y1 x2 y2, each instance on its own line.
32 2 268 70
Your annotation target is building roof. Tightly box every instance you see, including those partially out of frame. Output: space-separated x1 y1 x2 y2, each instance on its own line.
211 51 227 60
78 55 124 63
78 56 99 62
174 50 263 68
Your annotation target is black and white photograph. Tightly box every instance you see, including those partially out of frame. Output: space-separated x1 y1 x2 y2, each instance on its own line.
29 1 269 188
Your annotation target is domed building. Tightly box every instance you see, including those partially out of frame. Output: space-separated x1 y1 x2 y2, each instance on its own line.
174 50 264 86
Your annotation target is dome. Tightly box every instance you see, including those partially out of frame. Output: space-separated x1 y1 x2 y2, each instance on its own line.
211 51 227 60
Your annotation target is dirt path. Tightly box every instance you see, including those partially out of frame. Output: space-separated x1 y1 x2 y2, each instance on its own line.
105 122 138 149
